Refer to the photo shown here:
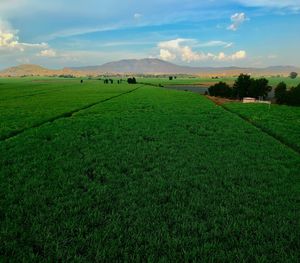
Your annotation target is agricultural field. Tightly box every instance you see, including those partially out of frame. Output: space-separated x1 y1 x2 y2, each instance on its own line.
224 102 300 152
1 79 300 261
267 77 300 88
138 76 300 88
0 78 134 140
138 76 235 86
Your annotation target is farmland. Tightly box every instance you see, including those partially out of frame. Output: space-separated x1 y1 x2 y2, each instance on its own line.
224 102 300 152
1 78 300 261
0 78 134 140
139 76 300 88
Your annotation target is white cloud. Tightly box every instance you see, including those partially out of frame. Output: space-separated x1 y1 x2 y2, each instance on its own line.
159 38 188 50
134 13 143 19
195 40 233 48
0 19 47 52
38 49 57 57
158 38 246 63
160 49 176 61
227 13 247 31
212 50 247 61
230 50 247 60
158 39 200 62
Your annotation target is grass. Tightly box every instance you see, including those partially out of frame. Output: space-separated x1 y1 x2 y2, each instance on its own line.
0 79 299 261
224 102 300 152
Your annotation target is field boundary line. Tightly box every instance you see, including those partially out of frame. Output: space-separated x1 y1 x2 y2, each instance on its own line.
1 86 142 142
218 102 300 155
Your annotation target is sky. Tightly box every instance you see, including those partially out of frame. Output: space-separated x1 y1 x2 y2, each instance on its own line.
0 0 300 69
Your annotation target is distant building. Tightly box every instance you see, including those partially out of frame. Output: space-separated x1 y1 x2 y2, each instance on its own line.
243 97 256 103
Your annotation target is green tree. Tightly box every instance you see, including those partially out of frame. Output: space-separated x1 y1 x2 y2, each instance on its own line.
249 78 271 99
275 82 287 104
208 82 232 98
232 74 252 99
287 84 300 106
289 72 298 79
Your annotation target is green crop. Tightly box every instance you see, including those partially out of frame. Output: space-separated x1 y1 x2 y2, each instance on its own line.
0 80 299 262
0 78 134 140
224 102 300 152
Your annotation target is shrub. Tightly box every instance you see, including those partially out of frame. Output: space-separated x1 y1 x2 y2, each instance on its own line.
127 77 137 84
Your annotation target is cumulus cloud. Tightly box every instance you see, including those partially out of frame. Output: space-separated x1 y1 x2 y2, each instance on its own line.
229 50 247 60
227 13 247 31
37 49 57 57
158 39 205 62
160 49 176 61
0 19 47 52
158 39 246 63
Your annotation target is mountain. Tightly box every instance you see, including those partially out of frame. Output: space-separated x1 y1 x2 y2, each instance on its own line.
1 59 299 77
0 64 51 76
70 58 200 74
0 64 83 77
69 59 300 75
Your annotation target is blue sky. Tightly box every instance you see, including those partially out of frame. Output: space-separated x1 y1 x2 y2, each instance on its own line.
0 0 300 69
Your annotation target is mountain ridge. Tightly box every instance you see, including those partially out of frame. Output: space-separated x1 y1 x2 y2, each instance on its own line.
1 58 299 76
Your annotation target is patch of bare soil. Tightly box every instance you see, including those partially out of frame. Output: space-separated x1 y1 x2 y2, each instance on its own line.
206 96 240 105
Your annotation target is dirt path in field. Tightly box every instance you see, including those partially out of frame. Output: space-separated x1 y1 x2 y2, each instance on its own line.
206 96 240 105
1 86 142 142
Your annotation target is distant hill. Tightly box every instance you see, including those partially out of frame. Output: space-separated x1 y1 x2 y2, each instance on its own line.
69 59 300 75
70 58 199 74
0 64 83 77
1 64 51 76
1 59 299 77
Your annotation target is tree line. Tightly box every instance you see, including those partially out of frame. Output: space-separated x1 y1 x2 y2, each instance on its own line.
208 73 300 106
208 74 271 99
275 82 300 106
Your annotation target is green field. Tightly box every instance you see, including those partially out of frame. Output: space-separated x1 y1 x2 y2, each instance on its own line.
1 78 299 261
224 102 300 152
0 78 134 140
137 76 300 88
